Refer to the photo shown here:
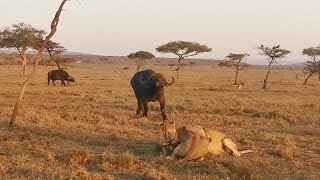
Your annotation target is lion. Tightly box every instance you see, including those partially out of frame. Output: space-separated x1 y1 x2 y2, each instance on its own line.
160 120 253 157
166 126 211 162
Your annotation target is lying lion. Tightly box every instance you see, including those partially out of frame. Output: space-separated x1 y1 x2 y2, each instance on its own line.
164 126 211 162
160 121 253 158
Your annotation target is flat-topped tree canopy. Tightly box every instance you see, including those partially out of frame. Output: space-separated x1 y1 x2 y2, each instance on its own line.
128 51 155 72
44 40 66 54
0 23 45 76
226 53 250 61
128 51 155 60
302 46 320 62
156 41 211 59
258 45 291 64
0 23 45 51
156 41 211 78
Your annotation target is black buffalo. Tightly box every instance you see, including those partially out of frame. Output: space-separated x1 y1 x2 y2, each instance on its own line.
131 69 174 121
48 70 75 86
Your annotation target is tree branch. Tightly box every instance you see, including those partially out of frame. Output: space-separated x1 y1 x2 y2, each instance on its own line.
184 52 199 58
16 47 24 60
9 0 68 128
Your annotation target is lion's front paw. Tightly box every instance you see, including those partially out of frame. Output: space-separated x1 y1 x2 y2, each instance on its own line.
166 155 175 160
233 152 241 157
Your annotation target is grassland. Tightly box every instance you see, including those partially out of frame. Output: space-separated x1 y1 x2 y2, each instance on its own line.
0 62 319 180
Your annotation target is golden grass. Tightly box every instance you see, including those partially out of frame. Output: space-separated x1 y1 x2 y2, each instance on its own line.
0 63 319 179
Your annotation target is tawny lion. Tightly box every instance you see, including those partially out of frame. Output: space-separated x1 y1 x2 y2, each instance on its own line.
165 126 211 162
160 121 253 157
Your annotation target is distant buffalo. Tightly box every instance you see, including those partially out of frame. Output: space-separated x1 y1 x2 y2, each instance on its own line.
48 70 75 86
131 69 174 121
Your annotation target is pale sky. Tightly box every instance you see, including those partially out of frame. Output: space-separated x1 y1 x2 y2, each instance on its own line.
1 0 320 64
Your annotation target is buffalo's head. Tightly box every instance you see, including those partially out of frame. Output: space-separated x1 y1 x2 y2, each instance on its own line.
68 76 75 82
139 73 174 87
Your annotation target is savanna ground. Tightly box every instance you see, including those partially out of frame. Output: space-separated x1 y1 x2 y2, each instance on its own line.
0 61 319 180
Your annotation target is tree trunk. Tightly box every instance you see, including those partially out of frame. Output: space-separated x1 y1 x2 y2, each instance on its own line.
263 63 272 89
21 58 27 76
303 73 313 85
9 0 68 128
234 70 239 85
137 63 142 72
48 50 61 70
234 66 239 85
176 58 182 78
234 61 241 85
318 73 320 81
18 49 28 76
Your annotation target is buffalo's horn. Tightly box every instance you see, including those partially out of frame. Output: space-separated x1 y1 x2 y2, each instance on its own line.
164 76 174 86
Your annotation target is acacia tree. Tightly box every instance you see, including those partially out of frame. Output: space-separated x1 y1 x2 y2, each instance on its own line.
258 45 291 89
0 23 45 76
219 53 250 84
36 40 67 69
128 51 155 72
45 40 66 70
9 0 68 128
156 41 211 78
302 46 320 84
303 61 320 84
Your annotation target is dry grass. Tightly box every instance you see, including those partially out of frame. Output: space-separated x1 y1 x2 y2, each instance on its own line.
0 63 319 179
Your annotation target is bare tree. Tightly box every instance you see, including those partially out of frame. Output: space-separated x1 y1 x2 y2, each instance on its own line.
156 41 211 78
220 53 250 85
9 0 69 128
258 44 291 89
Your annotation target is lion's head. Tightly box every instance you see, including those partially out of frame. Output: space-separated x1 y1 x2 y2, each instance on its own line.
160 120 176 142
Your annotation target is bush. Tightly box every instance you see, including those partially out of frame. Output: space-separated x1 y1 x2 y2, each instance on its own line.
57 149 92 167
110 152 135 169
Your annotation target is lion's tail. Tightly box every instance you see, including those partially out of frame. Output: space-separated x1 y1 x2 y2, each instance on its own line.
239 150 253 155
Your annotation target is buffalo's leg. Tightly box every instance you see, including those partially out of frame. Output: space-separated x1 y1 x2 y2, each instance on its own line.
142 100 148 117
61 80 66 86
136 100 143 115
159 98 167 121
52 80 56 86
